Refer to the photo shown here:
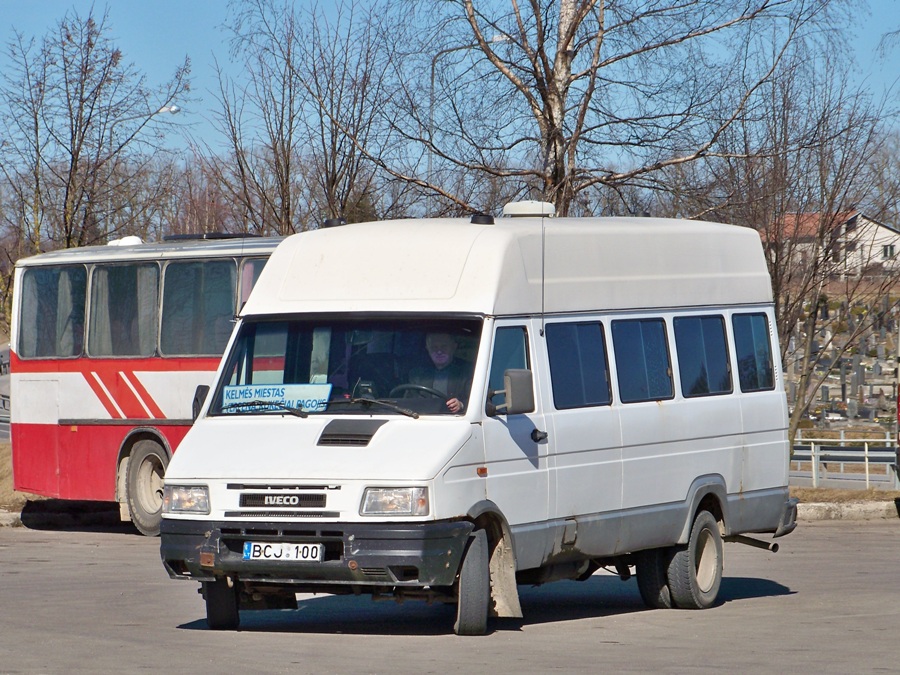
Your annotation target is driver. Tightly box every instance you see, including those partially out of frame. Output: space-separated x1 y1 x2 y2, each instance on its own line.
409 332 471 413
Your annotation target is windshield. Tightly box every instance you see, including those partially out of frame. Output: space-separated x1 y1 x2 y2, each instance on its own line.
210 316 482 417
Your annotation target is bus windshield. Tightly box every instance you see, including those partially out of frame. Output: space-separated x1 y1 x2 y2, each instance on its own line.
210 317 482 417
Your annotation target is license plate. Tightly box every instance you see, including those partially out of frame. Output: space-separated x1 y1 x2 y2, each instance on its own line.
242 542 324 562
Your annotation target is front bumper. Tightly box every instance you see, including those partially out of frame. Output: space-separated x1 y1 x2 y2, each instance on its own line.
160 517 473 588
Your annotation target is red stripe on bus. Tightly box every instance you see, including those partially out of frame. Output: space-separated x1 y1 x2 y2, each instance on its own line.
10 351 222 374
121 371 165 418
93 369 160 419
82 372 124 419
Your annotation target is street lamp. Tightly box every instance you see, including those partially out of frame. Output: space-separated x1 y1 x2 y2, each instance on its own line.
104 104 180 237
109 104 180 150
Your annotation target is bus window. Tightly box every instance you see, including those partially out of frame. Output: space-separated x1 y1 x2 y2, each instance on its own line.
240 258 268 305
733 313 775 392
88 264 159 357
161 260 237 355
611 318 674 403
674 315 732 397
19 265 86 358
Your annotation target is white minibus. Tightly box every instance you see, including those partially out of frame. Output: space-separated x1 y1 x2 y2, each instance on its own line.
160 206 797 635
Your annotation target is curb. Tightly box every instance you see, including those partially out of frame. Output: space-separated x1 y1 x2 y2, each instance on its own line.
797 501 899 521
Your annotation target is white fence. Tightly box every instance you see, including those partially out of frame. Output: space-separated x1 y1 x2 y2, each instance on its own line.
791 430 899 489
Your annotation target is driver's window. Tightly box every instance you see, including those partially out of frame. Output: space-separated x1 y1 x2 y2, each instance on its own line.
487 326 529 407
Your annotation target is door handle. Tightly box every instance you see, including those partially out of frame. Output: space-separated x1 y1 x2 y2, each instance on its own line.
531 429 548 443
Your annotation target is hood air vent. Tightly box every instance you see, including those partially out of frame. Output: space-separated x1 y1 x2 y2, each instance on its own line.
318 419 387 446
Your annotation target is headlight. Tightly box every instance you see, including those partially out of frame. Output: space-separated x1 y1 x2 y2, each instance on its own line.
163 485 210 514
360 487 429 516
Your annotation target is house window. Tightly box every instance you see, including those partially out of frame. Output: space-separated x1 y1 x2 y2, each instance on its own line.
883 245 896 259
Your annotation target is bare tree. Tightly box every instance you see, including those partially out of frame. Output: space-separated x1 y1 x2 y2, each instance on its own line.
203 0 401 233
659 46 894 443
0 7 189 252
379 0 856 216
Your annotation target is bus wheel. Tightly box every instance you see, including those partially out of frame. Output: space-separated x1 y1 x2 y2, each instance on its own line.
126 439 169 537
453 529 490 636
667 510 723 609
635 547 674 609
203 579 240 630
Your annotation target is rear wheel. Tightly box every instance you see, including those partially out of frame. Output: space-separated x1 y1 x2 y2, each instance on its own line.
635 547 674 609
454 529 490 636
126 439 168 537
203 579 240 630
667 510 723 609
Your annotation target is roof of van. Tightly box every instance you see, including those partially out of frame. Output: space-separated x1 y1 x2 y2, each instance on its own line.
15 236 283 267
242 217 773 317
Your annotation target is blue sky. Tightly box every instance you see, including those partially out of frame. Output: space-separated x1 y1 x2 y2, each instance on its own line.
2 0 897 149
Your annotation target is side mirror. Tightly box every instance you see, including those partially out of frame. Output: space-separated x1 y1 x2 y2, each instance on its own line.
192 385 210 422
488 369 535 416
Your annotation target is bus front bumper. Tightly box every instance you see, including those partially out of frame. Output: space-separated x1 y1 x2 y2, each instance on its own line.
160 517 473 588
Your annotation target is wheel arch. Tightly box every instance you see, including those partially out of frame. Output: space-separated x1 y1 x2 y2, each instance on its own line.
115 427 173 504
677 475 728 544
465 500 523 619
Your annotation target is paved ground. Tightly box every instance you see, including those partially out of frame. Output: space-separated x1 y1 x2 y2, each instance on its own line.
3 520 900 673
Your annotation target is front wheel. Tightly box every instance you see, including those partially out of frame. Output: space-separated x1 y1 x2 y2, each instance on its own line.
203 579 240 630
454 529 490 636
125 439 169 537
667 510 723 609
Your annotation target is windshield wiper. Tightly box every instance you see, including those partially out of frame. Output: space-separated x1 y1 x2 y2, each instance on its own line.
327 397 419 419
220 399 308 418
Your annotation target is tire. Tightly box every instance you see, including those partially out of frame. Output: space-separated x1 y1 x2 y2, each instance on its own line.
204 579 240 630
454 529 490 636
667 510 723 609
634 547 674 609
126 439 169 537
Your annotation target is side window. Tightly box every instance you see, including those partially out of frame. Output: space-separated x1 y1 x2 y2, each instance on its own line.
88 264 159 357
611 318 674 403
161 260 238 356
546 322 611 409
19 265 86 358
732 313 775 391
487 326 530 410
240 257 268 305
674 315 732 397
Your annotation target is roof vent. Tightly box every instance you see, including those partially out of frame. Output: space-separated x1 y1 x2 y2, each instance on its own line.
322 217 347 228
107 235 143 246
502 200 556 217
470 212 494 225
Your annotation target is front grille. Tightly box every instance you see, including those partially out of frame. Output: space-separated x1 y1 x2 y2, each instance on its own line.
224 510 341 519
240 493 326 508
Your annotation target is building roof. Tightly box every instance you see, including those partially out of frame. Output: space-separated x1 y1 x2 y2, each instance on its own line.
773 211 899 242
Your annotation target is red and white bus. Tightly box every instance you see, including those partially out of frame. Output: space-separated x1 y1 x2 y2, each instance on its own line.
10 235 282 535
